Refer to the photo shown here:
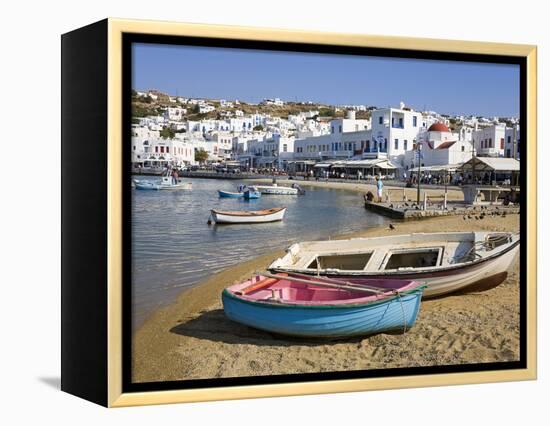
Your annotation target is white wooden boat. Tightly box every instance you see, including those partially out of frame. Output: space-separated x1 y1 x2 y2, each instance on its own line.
254 184 299 195
210 207 286 224
269 232 520 297
134 176 192 191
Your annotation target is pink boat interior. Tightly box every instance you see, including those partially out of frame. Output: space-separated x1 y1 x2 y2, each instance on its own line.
227 275 422 306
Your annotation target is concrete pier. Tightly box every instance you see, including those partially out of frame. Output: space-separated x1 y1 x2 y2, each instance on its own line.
364 200 520 220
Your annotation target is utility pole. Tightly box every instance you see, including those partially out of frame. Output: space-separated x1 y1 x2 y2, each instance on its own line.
416 141 422 205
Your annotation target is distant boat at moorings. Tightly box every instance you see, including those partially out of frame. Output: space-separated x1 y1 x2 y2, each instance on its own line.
134 176 192 190
210 207 286 224
222 272 426 338
218 190 244 198
269 231 520 297
243 187 261 199
254 184 300 195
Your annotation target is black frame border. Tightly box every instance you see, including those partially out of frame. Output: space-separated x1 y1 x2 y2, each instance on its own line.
121 33 528 394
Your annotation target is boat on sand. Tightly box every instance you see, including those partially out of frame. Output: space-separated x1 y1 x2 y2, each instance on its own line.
269 231 519 297
210 207 286 224
222 272 425 338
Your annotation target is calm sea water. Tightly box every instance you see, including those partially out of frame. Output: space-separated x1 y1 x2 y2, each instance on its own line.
131 177 389 327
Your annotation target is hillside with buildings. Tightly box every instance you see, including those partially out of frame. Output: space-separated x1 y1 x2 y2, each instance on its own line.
131 90 520 177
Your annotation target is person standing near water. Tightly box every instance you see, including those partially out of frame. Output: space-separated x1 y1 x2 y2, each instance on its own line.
375 175 383 202
172 169 178 185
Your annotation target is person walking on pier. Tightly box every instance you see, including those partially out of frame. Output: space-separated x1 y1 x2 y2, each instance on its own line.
375 175 384 203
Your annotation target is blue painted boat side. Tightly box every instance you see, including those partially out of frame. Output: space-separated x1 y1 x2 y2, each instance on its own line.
218 190 243 198
222 289 424 338
135 183 159 190
244 191 261 199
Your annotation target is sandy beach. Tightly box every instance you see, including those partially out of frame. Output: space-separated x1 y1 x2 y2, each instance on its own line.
132 187 520 383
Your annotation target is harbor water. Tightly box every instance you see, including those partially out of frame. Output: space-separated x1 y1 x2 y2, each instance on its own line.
132 177 389 328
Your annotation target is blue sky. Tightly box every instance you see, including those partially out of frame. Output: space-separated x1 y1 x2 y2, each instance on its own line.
133 43 519 117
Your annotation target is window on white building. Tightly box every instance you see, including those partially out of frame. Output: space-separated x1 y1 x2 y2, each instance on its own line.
394 139 399 150
283 144 287 152
404 140 408 150
378 116 383 125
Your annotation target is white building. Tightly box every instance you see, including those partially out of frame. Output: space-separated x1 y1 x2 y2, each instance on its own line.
504 125 520 159
368 105 424 164
293 113 371 162
262 97 284 106
238 134 294 169
132 137 195 168
472 123 507 157
199 104 216 114
164 107 187 121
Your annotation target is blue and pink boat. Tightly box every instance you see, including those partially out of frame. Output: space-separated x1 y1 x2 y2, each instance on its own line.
222 272 425 338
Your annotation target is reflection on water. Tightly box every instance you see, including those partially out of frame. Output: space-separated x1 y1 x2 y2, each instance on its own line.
132 177 388 327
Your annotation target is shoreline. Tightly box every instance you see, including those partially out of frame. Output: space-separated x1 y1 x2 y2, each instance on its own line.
133 212 520 383
245 177 466 200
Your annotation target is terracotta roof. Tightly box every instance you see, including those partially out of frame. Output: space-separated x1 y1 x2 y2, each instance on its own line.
428 122 451 132
436 141 457 149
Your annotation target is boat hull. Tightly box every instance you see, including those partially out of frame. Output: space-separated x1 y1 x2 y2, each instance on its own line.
222 288 424 338
135 181 192 190
211 207 286 224
255 185 298 195
269 232 520 297
218 190 243 198
244 191 261 199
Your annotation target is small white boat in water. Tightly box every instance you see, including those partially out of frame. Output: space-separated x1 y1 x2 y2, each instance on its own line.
254 184 299 195
269 231 519 297
134 176 192 191
210 207 286 224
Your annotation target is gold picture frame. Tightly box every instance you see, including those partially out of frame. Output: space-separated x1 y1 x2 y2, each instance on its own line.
61 18 537 407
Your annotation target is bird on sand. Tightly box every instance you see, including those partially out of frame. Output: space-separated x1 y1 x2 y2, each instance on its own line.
388 223 396 230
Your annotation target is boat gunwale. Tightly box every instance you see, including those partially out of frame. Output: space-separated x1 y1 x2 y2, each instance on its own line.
211 207 286 217
222 285 426 310
271 235 520 277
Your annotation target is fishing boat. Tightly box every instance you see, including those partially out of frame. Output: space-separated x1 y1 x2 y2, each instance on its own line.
254 184 299 195
134 176 192 190
243 187 261 199
210 207 286 224
222 272 425 338
269 231 520 297
218 190 244 198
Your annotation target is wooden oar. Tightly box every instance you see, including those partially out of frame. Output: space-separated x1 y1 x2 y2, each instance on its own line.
282 271 391 294
237 273 288 295
259 272 387 295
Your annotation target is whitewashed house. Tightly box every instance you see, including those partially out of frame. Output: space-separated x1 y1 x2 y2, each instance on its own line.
472 123 507 157
132 136 195 168
369 104 424 164
164 107 187 121
504 125 520 159
199 104 216 114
